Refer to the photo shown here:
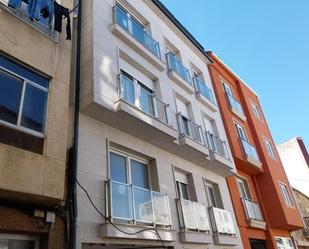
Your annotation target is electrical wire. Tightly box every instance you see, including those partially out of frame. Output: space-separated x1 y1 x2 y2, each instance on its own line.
75 178 167 249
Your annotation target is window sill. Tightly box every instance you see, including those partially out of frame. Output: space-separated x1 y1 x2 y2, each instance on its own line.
0 120 45 138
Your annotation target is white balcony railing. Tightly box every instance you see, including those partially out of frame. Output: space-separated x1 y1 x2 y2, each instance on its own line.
242 198 263 221
113 4 161 59
205 131 229 160
177 199 210 232
166 52 192 85
210 207 236 236
176 113 203 144
107 180 172 226
194 77 216 104
119 73 171 125
240 138 261 163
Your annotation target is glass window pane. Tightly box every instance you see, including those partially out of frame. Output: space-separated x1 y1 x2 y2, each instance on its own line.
0 239 36 249
110 152 127 183
20 84 48 132
179 182 190 200
0 69 23 124
131 159 149 189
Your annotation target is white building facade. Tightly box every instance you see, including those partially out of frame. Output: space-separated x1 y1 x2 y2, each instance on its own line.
76 0 244 249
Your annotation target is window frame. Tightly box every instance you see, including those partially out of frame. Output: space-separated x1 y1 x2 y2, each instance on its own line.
176 180 190 201
235 122 248 141
263 138 276 160
237 177 251 200
205 180 223 209
279 183 294 207
0 64 49 138
251 102 261 120
109 148 151 190
0 233 40 249
275 237 294 249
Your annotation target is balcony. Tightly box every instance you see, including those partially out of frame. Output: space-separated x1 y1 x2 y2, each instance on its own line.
177 199 213 244
226 93 246 121
112 73 178 149
303 217 309 238
240 138 262 168
166 52 194 93
194 77 217 111
111 5 164 71
209 207 238 245
242 198 266 230
0 0 55 37
205 131 235 176
102 180 175 242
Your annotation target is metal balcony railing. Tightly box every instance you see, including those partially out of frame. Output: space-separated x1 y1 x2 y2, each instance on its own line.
166 52 192 85
205 131 229 160
210 207 237 236
119 73 170 125
176 113 203 144
225 93 245 116
113 4 161 59
242 198 264 221
107 180 172 226
194 77 216 104
177 199 210 232
240 138 261 163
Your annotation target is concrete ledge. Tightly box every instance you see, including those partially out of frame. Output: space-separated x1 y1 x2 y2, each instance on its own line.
196 93 218 112
168 70 194 94
179 231 213 244
208 152 235 177
100 223 176 242
248 219 267 230
179 135 209 156
111 24 165 71
213 234 239 246
245 155 262 168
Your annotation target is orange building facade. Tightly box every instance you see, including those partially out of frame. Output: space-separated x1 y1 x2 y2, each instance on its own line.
207 52 303 249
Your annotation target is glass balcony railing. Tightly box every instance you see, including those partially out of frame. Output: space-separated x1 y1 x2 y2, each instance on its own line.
119 73 170 125
242 198 263 221
166 52 192 85
240 138 261 163
176 113 203 144
114 5 161 59
205 131 229 160
210 207 236 235
226 93 245 116
194 77 216 104
108 180 172 226
177 199 210 232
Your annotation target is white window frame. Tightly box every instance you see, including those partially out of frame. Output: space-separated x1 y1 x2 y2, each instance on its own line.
235 122 248 141
275 237 294 249
0 65 49 138
251 102 261 120
237 177 251 200
263 138 276 159
279 183 293 207
0 233 40 249
222 80 234 97
109 148 151 190
205 181 222 209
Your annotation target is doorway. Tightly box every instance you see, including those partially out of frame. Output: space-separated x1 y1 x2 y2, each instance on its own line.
250 239 267 249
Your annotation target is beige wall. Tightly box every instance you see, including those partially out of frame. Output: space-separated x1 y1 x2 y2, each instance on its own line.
0 0 73 203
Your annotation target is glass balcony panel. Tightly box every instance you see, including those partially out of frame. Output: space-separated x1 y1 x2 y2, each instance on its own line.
212 207 236 235
227 94 244 115
140 87 155 116
189 122 202 143
180 199 198 229
240 138 260 162
193 202 210 231
243 198 263 221
152 192 172 226
167 52 192 84
120 74 135 105
111 181 132 220
206 131 229 159
194 77 215 104
133 187 153 223
114 5 161 59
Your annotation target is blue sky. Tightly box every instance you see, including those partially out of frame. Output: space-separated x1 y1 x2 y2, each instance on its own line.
161 0 309 149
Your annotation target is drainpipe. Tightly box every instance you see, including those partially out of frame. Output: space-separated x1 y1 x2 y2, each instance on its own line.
68 0 82 248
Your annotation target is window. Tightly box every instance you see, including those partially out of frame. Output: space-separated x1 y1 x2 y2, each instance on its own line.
176 98 190 136
223 82 234 97
251 103 261 119
235 123 247 141
205 181 223 208
174 171 190 200
0 56 49 134
0 234 39 249
275 237 294 249
264 138 276 159
279 183 293 207
110 150 150 189
237 177 251 199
